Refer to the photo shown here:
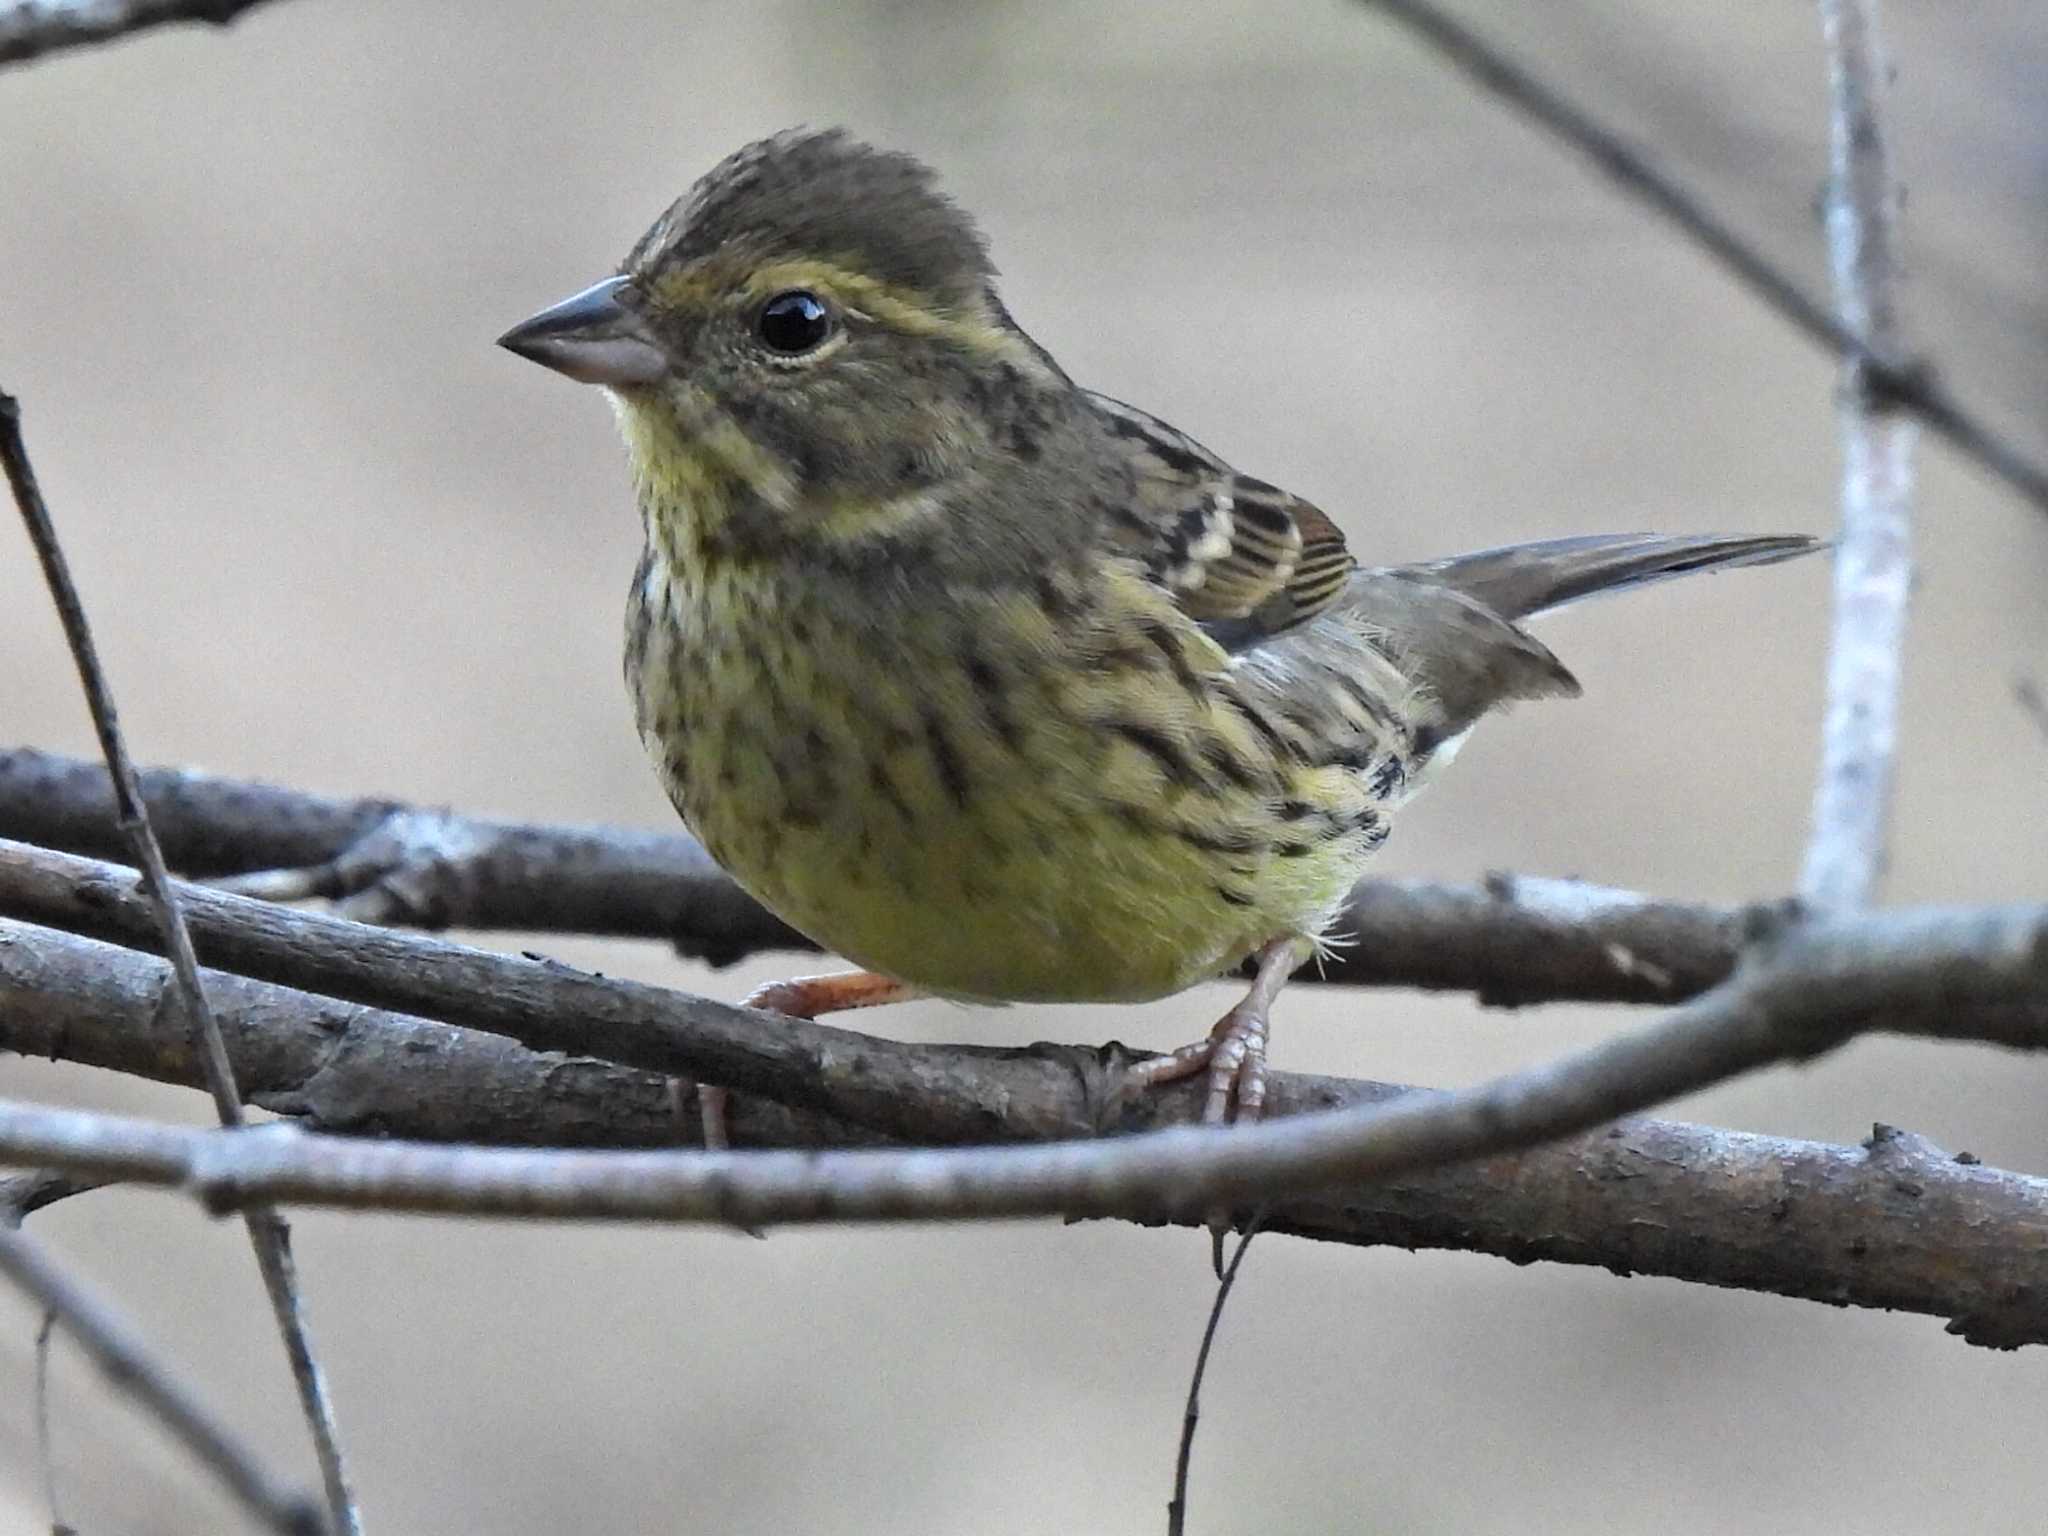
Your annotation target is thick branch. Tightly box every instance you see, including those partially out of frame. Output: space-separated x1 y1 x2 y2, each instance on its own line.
1358 0 2048 516
0 747 1743 1003
3 839 2045 1319
2 917 2043 1345
0 916 877 1151
0 837 1124 1145
5 839 2046 1149
0 0 285 67
1801 0 1917 912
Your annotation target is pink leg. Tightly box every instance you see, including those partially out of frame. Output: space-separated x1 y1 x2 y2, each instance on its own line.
742 971 919 1018
1125 938 1298 1126
693 970 920 1148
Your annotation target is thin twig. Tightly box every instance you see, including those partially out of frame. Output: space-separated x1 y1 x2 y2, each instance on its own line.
1801 0 1917 912
0 1225 325 1535
11 1171 82 1536
1357 0 2048 516
0 1169 106 1224
2016 676 2048 749
36 1308 72 1536
1168 1221 1262 1536
0 0 288 68
0 393 358 1535
4 911 2044 1343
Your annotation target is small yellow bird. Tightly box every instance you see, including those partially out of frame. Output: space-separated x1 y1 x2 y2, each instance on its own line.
501 129 1817 1136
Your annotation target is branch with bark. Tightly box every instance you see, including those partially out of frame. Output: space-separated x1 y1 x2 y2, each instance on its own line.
0 746 1745 1003
0 0 287 68
5 844 2046 1343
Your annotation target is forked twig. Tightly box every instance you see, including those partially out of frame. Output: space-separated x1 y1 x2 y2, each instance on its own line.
1359 0 2048 516
0 1225 324 1535
1 391 358 1535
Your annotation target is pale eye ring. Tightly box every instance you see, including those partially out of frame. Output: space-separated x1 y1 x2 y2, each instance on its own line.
757 290 832 354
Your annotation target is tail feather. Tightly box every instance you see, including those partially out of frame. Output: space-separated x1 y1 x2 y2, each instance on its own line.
1407 532 1825 622
1349 532 1824 739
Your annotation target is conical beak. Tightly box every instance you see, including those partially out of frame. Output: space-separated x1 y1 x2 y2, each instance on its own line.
498 275 668 386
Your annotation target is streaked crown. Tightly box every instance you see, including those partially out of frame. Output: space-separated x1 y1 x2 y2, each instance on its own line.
626 128 996 311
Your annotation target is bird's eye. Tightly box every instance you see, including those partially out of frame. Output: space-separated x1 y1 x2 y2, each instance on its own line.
757 290 832 354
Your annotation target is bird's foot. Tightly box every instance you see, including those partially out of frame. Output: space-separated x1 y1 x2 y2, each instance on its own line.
1124 937 1297 1127
1124 997 1272 1126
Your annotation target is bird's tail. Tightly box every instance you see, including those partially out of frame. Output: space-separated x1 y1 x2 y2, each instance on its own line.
1351 531 1824 739
1407 532 1825 623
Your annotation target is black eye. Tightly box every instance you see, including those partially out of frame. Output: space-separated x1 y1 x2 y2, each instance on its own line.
757 290 831 354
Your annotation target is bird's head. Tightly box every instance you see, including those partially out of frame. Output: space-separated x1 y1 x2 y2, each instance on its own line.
501 129 1072 558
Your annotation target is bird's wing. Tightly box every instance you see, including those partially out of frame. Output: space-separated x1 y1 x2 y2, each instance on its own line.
1086 392 1357 641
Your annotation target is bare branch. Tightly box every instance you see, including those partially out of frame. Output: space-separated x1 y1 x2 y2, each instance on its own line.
0 913 2039 1343
2 867 2045 1339
1801 0 1917 912
0 1224 325 1535
0 747 1744 1002
1 835 1046 1142
0 0 287 68
1 395 358 1535
0 745 810 964
6 833 2046 1131
1356 0 2048 516
4 913 2043 1342
0 914 874 1150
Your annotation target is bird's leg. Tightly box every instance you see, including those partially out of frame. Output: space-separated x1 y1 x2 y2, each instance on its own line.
743 970 919 1019
695 970 920 1149
1126 937 1299 1126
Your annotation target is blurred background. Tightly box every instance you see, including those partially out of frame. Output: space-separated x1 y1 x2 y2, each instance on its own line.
3 1 2045 1530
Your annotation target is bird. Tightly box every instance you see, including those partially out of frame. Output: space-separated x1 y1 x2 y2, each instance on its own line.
499 128 1819 1140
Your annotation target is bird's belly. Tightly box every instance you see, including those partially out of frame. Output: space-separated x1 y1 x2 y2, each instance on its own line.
628 558 1392 1003
728 808 1283 1004
667 719 1326 1005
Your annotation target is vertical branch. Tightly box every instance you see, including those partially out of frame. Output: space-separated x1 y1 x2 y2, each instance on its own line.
1802 0 1918 912
0 392 359 1535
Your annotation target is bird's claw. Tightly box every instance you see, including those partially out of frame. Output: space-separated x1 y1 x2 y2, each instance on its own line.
1125 998 1272 1127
